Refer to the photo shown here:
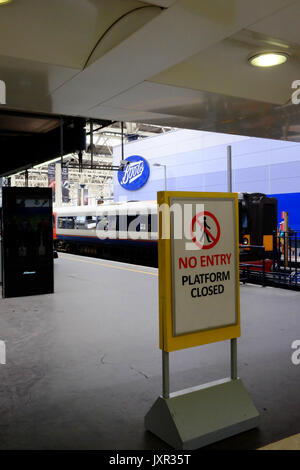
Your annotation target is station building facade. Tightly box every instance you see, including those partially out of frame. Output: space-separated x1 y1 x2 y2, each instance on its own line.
113 129 300 230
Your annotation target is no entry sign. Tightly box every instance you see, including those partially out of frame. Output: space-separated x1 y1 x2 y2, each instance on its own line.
158 191 240 352
190 211 221 249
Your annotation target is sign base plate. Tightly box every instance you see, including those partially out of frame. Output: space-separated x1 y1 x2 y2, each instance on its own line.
145 378 259 449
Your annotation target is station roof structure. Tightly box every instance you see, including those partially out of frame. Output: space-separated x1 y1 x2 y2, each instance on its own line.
1 0 300 174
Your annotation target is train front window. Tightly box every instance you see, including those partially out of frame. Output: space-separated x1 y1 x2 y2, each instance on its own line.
263 204 276 234
241 209 248 229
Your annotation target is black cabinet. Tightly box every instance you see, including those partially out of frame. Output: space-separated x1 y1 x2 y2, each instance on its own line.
1 187 54 298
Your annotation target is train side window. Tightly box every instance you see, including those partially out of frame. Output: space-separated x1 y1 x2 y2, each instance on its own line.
118 215 128 232
66 217 75 229
108 215 119 232
150 214 158 233
140 215 149 232
127 214 157 233
127 215 140 232
75 216 86 229
86 216 96 229
96 216 108 231
58 217 67 229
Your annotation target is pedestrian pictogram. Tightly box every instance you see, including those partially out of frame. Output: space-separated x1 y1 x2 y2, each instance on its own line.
190 211 221 249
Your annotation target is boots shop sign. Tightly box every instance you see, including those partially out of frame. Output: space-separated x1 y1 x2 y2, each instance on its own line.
118 155 150 191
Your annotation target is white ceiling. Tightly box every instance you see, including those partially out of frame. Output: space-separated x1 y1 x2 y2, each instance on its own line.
1 0 300 140
140 0 176 6
149 29 300 105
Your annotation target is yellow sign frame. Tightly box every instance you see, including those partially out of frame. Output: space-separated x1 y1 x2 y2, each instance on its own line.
158 191 241 352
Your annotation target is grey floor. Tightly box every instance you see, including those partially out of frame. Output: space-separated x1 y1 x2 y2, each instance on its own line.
0 253 300 450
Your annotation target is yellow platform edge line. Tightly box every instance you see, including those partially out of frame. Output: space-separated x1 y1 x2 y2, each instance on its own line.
59 254 158 276
258 433 300 450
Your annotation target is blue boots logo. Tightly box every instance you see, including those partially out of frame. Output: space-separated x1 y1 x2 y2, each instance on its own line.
118 155 150 190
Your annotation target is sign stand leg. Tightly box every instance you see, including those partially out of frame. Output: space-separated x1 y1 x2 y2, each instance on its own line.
230 338 238 380
162 351 170 399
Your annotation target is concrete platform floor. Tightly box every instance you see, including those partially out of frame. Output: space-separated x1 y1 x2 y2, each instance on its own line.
0 253 300 450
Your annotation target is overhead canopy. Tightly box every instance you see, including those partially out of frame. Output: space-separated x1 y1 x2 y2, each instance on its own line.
0 111 112 176
0 0 300 157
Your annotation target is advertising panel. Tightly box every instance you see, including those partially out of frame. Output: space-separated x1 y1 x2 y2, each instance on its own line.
1 187 54 298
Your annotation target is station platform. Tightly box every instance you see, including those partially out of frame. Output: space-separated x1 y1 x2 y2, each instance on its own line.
0 253 300 450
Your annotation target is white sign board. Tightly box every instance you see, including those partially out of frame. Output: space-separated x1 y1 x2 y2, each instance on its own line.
170 197 238 337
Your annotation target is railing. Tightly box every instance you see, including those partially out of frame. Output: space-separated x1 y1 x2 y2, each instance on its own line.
271 231 300 288
240 233 300 290
239 245 266 287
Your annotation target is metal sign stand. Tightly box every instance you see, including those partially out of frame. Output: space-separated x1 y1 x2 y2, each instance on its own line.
227 145 238 383
145 186 259 450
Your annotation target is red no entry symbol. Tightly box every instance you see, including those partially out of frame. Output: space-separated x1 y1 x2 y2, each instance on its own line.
190 211 221 249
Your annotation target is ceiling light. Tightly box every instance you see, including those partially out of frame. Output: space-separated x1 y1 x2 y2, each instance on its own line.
0 0 12 4
248 52 289 68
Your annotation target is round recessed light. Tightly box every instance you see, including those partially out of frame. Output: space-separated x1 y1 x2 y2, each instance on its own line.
0 0 12 4
249 52 289 68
